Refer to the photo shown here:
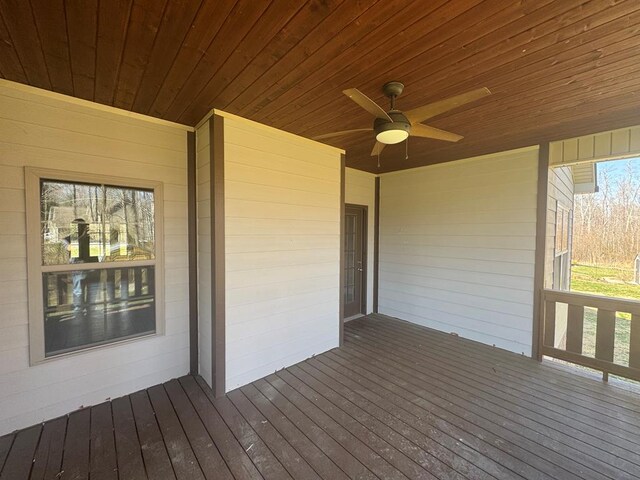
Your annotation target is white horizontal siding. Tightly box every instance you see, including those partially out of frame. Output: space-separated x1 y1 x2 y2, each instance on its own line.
345 168 376 314
378 147 538 355
0 81 190 434
222 114 341 391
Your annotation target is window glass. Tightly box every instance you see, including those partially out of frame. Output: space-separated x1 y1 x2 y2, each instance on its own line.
41 180 154 265
36 177 158 359
42 267 156 356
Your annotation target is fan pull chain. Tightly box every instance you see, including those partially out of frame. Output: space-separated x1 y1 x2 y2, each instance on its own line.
405 138 409 160
377 152 380 169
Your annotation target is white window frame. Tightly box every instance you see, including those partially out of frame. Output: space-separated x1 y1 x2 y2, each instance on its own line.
25 167 165 365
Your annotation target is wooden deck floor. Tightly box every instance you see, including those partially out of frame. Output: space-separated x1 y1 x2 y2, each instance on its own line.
2 314 640 479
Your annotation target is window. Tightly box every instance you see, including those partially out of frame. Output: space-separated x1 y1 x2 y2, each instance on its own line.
555 202 571 256
554 201 572 291
26 168 164 363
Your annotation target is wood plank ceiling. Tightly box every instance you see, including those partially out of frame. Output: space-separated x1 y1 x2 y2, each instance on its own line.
1 0 640 172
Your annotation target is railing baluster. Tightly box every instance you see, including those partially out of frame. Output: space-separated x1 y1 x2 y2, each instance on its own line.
630 314 640 369
566 304 584 354
595 309 616 363
544 300 556 347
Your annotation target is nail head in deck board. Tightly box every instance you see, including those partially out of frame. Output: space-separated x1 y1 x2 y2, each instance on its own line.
182 376 262 480
129 390 177 480
226 389 322 480
596 309 616 363
111 396 147 479
146 384 206 480
162 379 232 480
62 409 91 480
251 378 376 480
195 377 293 480
89 402 118 480
237 384 350 480
0 425 41 480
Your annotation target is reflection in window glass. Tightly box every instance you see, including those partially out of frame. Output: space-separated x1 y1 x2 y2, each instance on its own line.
38 178 157 359
42 266 155 356
41 180 154 266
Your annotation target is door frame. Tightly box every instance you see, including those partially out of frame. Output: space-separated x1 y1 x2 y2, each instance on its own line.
344 203 368 319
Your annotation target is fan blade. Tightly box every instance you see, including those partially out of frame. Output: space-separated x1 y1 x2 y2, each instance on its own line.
343 88 392 121
405 87 491 124
371 141 386 156
411 123 463 142
312 128 372 141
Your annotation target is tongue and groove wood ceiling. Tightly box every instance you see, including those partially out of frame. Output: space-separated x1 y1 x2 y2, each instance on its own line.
1 0 639 172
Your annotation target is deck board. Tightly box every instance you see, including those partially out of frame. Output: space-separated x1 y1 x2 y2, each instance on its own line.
1 314 639 479
29 417 66 479
129 390 177 480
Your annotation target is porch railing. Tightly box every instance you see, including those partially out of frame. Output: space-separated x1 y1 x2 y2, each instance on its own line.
541 289 640 381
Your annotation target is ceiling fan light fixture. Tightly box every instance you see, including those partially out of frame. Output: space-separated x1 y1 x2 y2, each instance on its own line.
376 129 409 144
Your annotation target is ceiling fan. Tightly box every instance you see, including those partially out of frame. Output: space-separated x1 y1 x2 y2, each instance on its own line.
313 82 492 156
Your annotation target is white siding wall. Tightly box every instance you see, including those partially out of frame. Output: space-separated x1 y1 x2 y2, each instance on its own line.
223 113 342 391
345 167 376 314
378 147 539 355
0 81 190 434
196 121 212 386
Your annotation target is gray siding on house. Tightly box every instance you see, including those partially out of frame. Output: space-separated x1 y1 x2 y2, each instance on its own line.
545 166 574 289
378 147 539 355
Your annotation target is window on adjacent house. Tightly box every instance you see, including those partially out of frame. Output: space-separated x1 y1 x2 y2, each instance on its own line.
26 169 164 362
554 202 572 291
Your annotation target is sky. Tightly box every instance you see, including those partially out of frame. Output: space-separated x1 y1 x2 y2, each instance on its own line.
597 156 640 184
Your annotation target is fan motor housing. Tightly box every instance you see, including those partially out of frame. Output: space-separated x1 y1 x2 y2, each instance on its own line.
374 111 411 140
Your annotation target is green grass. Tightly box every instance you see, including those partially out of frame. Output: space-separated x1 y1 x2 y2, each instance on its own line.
571 264 640 300
580 307 630 367
569 264 637 366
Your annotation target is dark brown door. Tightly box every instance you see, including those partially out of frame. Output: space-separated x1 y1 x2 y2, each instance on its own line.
344 205 367 318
